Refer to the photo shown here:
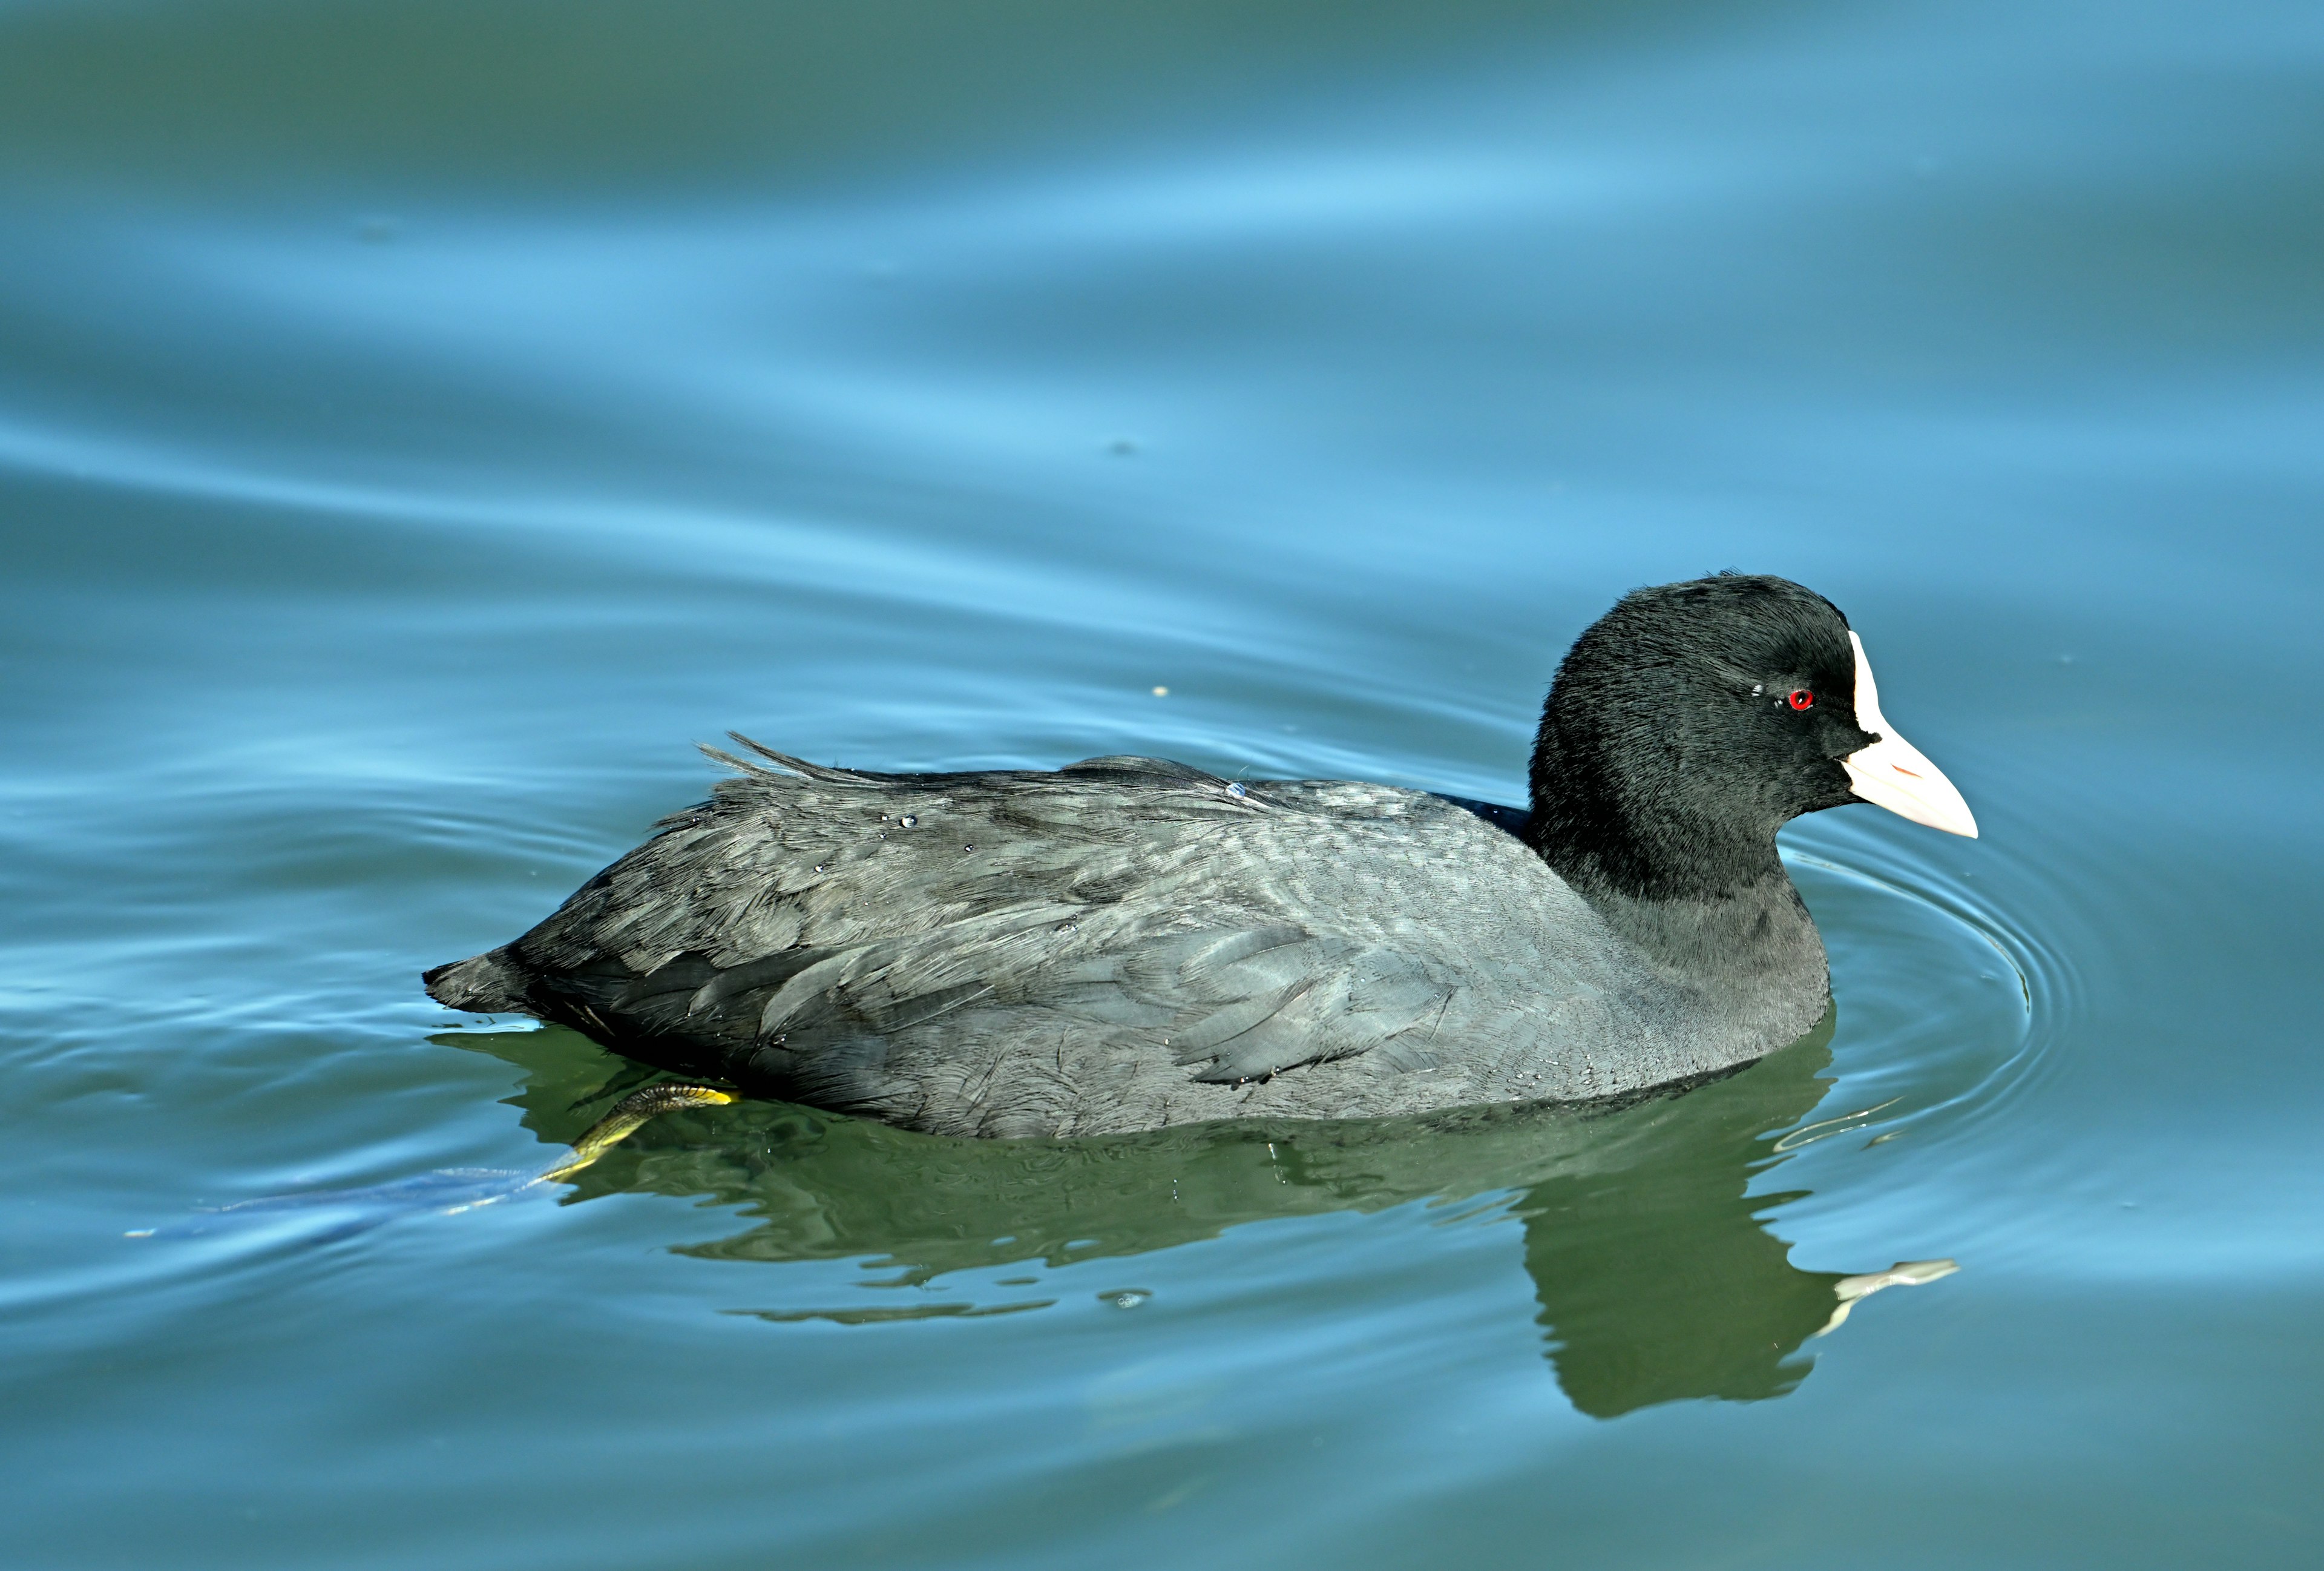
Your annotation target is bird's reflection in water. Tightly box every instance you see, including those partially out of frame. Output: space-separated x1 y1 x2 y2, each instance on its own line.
451 1007 1953 1419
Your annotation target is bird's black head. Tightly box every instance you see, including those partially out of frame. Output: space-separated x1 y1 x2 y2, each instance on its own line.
1525 574 1972 902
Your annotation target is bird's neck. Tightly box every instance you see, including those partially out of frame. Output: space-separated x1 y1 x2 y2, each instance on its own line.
1523 716 1781 904
1523 717 1826 1005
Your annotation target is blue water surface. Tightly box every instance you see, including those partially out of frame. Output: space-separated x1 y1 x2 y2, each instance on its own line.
3 1 2321 1567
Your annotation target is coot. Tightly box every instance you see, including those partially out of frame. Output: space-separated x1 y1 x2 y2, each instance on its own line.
425 574 1974 1136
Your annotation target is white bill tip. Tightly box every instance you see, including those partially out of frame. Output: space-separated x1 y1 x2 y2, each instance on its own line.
1841 631 1978 838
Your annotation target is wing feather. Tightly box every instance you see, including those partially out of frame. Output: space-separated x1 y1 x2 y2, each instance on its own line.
506 753 1497 1105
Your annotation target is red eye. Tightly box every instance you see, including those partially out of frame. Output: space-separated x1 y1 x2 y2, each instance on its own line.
1788 690 1814 710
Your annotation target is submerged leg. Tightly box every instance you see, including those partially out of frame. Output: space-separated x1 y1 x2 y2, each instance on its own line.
537 1084 735 1184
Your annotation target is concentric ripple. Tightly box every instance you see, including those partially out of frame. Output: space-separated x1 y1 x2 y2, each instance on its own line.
1785 820 2064 1136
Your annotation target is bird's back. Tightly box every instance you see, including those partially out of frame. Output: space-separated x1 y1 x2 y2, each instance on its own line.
427 743 1759 1135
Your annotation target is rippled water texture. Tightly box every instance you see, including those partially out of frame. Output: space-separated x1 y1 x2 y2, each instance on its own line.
5 1 2322 1566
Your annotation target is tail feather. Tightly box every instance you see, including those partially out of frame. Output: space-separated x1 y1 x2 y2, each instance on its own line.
423 948 534 1014
700 733 875 785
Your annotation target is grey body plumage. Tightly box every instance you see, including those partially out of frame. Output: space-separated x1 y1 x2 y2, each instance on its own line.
427 575 1973 1137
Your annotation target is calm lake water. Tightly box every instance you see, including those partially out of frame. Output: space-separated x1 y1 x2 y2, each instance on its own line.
5 1 2322 1566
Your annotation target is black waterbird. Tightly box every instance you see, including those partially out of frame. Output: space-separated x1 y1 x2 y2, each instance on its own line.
425 575 1975 1137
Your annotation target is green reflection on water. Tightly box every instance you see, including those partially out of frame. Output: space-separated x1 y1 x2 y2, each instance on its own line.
453 1008 1853 1418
